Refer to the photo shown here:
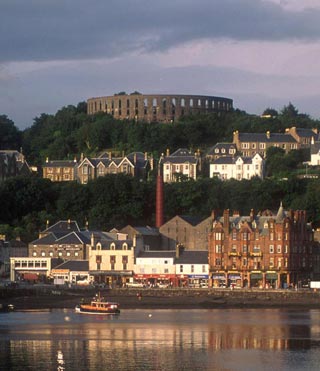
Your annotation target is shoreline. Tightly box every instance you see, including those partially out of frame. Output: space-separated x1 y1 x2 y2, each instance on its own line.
2 287 320 310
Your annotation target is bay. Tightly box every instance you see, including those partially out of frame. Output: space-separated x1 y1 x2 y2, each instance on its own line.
0 308 319 370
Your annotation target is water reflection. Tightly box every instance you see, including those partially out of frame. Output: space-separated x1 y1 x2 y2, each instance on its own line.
0 309 319 370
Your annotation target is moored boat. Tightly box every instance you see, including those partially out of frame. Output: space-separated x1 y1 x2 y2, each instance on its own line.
75 294 120 315
0 303 14 312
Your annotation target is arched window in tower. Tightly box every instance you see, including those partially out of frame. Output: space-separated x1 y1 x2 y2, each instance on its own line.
162 98 167 115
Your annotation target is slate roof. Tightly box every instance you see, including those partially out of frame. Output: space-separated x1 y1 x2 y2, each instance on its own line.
206 143 237 156
53 260 89 271
31 233 58 245
212 156 256 165
178 215 206 226
175 250 208 264
293 128 318 138
137 251 176 258
44 220 80 234
161 148 198 165
43 160 77 168
130 226 160 236
238 133 297 143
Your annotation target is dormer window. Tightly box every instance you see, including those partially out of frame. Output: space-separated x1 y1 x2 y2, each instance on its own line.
122 243 128 250
111 243 116 250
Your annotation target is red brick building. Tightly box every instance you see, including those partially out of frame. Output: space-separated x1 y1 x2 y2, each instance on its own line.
208 205 314 289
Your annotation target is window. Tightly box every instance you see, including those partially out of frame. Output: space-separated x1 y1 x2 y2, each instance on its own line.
243 258 247 266
180 265 183 273
41 251 45 257
269 245 274 253
191 265 194 273
215 232 222 240
243 245 248 253
122 256 128 270
277 245 282 253
202 265 206 273
215 258 221 266
215 245 222 253
33 252 37 257
110 255 116 270
269 257 274 267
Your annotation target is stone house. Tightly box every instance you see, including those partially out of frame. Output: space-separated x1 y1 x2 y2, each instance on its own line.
233 131 298 158
42 158 78 182
0 150 31 182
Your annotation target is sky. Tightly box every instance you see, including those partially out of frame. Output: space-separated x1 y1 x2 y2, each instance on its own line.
1 0 320 129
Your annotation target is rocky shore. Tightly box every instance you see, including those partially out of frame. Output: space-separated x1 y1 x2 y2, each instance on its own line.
1 286 320 311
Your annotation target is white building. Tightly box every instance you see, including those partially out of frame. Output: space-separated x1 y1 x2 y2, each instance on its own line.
310 140 320 166
210 153 264 180
175 250 209 287
162 148 200 183
134 250 176 285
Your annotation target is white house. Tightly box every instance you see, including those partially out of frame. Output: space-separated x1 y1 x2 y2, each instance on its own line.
310 140 320 166
134 250 176 286
210 153 264 180
175 250 209 287
162 148 200 183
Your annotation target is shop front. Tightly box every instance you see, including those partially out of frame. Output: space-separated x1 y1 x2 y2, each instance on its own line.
250 272 263 288
211 273 227 288
228 273 242 288
265 272 278 289
134 273 175 288
188 274 209 288
90 270 133 288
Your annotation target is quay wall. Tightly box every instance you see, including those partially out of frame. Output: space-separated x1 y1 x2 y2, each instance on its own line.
1 287 320 310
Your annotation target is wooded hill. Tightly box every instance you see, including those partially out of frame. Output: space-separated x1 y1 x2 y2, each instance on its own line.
1 102 320 242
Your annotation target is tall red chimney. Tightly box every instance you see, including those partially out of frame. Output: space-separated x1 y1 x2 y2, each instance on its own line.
156 155 164 228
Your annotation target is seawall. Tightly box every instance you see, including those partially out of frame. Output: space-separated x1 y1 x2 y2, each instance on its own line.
1 287 320 310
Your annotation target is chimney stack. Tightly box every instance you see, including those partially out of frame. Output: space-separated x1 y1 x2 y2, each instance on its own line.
156 155 164 228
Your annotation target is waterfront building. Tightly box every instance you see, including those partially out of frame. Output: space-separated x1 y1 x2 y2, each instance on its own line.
208 205 314 289
175 248 209 287
134 250 176 286
89 231 139 287
28 220 90 261
159 214 212 251
210 153 264 180
51 260 90 285
87 93 233 123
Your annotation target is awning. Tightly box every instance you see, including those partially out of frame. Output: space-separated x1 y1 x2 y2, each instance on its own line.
228 274 241 279
188 275 208 279
212 274 226 279
89 270 133 276
23 273 38 280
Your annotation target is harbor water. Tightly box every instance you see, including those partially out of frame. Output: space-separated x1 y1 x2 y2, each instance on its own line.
0 308 320 370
